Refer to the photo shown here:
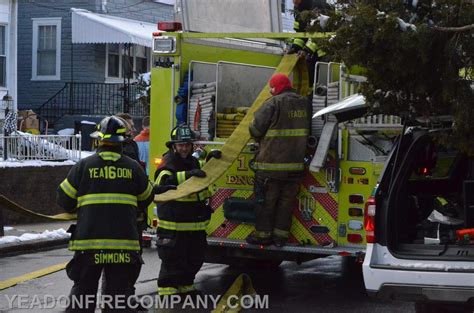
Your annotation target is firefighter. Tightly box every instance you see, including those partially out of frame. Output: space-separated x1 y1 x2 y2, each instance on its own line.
288 0 328 89
57 116 154 313
115 113 140 164
246 74 311 247
154 124 221 298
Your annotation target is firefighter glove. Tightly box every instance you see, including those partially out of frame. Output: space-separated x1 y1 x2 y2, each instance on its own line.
186 169 206 178
206 150 222 162
153 185 177 194
288 45 302 55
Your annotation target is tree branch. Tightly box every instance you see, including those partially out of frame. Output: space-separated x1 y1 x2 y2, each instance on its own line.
432 24 474 32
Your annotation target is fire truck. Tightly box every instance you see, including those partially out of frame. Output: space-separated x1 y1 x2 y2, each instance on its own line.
146 1 402 265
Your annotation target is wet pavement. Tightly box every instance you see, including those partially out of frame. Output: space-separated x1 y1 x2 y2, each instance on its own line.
0 247 414 312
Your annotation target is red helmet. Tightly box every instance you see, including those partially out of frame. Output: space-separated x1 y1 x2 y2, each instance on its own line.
269 74 292 95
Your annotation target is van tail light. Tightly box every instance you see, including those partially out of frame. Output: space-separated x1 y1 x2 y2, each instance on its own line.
364 196 376 243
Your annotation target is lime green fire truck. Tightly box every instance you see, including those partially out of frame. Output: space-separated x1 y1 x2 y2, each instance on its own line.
147 22 401 264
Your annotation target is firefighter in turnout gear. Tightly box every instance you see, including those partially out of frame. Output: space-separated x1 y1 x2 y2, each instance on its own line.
246 74 311 247
57 116 154 313
154 124 220 297
288 0 328 89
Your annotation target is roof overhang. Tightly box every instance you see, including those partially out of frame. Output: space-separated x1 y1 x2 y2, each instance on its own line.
71 8 157 47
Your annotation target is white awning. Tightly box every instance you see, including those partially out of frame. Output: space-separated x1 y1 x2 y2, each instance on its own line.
71 8 157 48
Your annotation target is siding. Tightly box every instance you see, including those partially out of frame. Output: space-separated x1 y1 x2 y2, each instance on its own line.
17 0 173 110
101 0 174 23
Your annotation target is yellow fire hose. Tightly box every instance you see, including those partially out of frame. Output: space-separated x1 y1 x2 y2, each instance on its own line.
156 54 308 202
212 273 256 313
0 195 77 221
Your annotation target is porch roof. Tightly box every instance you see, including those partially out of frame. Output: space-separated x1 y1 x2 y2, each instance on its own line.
71 8 157 48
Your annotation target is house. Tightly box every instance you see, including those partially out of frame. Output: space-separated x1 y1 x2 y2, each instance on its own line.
16 0 175 130
0 0 17 112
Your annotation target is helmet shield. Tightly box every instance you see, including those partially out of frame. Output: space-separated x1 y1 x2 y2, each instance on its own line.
166 125 196 148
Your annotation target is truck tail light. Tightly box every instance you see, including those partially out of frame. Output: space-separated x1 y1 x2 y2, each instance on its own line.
349 194 364 204
347 234 363 243
364 196 376 243
348 207 363 217
157 21 182 32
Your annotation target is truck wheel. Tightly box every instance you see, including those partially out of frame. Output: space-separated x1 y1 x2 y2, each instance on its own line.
341 256 362 278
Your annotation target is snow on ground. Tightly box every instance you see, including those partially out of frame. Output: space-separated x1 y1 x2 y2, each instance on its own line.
3 226 14 232
57 128 75 136
0 228 70 245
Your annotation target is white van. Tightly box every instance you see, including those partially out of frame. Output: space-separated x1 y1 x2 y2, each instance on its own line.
362 125 474 313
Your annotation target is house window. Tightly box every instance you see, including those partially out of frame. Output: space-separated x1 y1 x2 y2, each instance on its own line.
135 45 148 75
107 44 120 78
106 44 150 81
0 25 6 87
32 18 61 80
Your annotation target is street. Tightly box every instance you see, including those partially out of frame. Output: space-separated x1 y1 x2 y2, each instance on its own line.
0 246 414 312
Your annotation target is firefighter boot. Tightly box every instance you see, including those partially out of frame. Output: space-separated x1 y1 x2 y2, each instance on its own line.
246 231 273 245
273 228 289 247
273 236 287 247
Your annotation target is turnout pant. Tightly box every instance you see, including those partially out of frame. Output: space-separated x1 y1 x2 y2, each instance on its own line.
255 173 301 239
65 252 141 313
157 230 207 295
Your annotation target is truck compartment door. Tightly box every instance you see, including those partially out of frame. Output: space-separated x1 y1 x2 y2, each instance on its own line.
310 121 337 172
